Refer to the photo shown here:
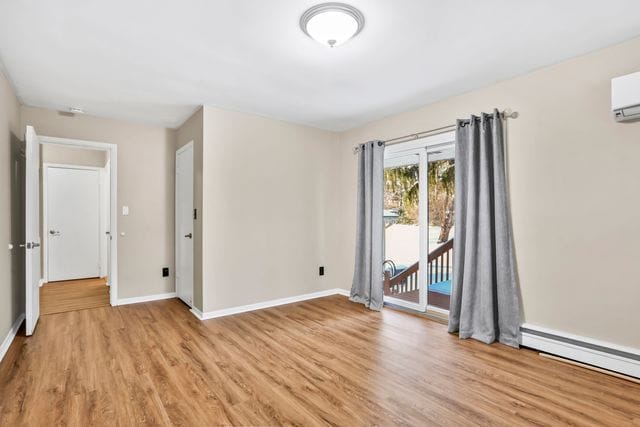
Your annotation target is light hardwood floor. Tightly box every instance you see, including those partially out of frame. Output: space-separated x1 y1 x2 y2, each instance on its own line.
40 277 110 315
1 296 638 425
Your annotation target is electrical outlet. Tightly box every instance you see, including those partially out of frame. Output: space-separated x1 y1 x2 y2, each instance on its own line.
162 267 169 277
319 266 325 276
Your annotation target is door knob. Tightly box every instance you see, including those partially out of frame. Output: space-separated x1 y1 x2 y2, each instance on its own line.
184 233 193 239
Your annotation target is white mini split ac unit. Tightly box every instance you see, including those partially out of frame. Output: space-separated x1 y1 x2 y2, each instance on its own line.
612 71 640 122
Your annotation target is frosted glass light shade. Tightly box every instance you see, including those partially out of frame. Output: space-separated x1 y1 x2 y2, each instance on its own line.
300 3 364 48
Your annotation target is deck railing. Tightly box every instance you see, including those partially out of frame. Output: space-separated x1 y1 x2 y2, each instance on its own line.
384 238 454 296
427 238 454 285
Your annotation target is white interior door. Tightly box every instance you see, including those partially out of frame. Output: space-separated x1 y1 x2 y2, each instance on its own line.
25 126 41 336
176 142 194 307
47 166 101 282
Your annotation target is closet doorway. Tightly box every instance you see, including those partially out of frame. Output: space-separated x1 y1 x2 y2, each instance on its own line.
175 141 194 308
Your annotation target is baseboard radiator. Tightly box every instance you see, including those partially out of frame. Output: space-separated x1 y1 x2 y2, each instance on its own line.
520 324 640 379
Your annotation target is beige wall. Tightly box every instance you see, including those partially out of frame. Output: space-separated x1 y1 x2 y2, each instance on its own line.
175 107 203 310
0 69 23 342
4 36 639 351
200 106 340 312
21 106 176 299
337 37 640 349
41 144 107 167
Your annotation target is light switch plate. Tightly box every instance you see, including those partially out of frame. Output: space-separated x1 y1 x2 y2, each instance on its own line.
122 206 129 216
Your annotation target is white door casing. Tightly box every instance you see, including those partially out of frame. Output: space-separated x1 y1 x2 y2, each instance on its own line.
100 163 111 279
37 134 118 305
176 142 194 307
46 166 101 282
25 126 41 336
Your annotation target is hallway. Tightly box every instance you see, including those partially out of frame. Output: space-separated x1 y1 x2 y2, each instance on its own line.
40 277 110 315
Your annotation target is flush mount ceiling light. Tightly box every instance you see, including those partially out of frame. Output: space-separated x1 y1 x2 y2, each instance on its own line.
300 3 364 48
68 107 85 114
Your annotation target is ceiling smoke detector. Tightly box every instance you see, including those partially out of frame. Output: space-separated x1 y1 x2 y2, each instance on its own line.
300 3 365 48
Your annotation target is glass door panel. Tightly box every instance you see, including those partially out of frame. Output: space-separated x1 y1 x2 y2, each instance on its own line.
383 159 422 307
426 154 455 311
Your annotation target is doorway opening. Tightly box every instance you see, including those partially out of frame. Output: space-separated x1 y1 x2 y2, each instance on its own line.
382 131 455 316
24 126 118 335
41 159 111 314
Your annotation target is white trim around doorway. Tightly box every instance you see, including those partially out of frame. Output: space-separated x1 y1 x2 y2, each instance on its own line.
39 135 119 306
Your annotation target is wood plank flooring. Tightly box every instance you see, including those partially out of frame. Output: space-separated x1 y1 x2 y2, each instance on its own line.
40 277 110 315
1 295 639 425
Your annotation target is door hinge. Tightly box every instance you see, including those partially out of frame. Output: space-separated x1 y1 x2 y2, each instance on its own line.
193 209 197 220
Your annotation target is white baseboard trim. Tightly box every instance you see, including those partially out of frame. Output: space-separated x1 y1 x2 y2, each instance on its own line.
0 313 25 363
117 292 177 306
190 307 204 320
192 288 350 321
520 323 640 379
334 288 350 297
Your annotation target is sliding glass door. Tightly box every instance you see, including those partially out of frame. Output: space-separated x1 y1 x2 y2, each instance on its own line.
382 132 455 313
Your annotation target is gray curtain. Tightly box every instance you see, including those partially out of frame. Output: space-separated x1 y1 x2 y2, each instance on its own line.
448 109 521 347
350 140 385 311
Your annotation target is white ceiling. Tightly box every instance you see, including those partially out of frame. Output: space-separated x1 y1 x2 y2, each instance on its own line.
1 1 640 131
